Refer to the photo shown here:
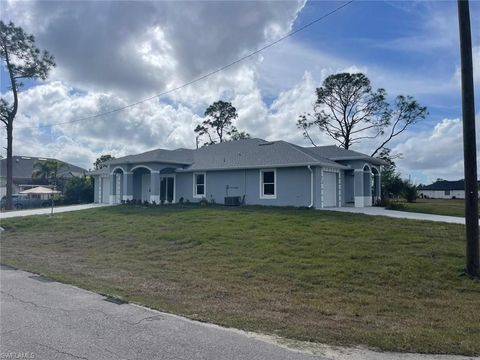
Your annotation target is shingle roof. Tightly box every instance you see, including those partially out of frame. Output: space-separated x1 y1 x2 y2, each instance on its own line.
418 180 479 191
303 145 388 166
0 156 87 181
182 139 346 171
100 139 385 172
109 148 194 166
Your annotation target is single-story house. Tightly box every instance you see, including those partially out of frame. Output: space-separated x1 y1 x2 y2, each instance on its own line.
91 138 386 208
418 179 480 199
0 155 87 197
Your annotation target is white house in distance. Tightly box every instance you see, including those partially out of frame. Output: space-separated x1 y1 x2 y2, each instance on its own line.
418 179 480 199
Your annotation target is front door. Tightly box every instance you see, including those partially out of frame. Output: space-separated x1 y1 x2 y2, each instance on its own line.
160 176 174 203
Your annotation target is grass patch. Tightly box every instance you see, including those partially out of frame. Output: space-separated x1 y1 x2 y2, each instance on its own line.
391 199 476 217
1 205 479 355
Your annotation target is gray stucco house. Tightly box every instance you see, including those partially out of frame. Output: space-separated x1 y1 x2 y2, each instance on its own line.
0 155 86 197
91 138 385 208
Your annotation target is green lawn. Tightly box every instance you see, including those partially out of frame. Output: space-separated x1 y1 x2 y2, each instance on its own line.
392 198 474 217
1 205 479 355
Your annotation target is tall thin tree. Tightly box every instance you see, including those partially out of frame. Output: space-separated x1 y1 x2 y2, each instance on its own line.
0 21 55 209
297 73 427 157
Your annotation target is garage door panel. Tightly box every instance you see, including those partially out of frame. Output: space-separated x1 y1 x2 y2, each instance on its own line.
323 172 337 207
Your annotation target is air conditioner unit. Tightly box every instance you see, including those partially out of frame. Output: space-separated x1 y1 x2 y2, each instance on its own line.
224 196 241 206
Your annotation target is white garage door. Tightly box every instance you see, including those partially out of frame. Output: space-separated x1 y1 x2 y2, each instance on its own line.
323 172 338 207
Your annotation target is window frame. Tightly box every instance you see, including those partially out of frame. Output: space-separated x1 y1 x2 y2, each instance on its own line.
259 169 277 199
193 172 206 198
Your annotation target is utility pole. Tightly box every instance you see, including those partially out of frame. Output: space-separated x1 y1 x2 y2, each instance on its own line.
457 0 479 277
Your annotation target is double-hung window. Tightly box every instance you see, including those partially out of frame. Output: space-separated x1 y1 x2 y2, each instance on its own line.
194 173 206 198
260 169 276 199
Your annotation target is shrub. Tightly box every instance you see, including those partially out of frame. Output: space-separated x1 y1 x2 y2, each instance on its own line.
374 198 391 207
64 176 94 204
403 182 418 203
386 200 406 211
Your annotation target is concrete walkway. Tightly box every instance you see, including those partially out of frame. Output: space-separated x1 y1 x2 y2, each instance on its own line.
1 267 476 360
0 203 110 220
322 207 465 224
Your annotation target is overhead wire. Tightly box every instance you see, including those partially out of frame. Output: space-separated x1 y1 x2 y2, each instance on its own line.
16 1 354 130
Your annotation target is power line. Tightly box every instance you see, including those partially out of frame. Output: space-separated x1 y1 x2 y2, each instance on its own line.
17 1 354 130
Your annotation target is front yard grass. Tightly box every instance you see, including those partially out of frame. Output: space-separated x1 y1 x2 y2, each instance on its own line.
1 205 479 355
391 198 476 218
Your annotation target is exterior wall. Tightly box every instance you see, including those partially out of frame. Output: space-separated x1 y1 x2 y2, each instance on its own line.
343 171 354 205
176 167 316 207
94 159 381 208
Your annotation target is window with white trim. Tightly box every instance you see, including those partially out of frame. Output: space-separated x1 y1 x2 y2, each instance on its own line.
194 173 206 197
260 169 276 199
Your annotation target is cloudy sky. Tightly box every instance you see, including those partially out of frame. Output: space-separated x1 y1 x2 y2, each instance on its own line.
1 0 479 183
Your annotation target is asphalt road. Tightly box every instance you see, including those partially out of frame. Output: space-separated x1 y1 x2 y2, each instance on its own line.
0 266 325 360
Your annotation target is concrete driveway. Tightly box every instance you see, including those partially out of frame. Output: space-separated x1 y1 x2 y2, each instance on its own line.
1 267 476 360
322 206 465 224
0 203 110 220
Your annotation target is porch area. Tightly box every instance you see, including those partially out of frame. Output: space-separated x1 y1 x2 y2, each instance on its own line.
108 166 176 204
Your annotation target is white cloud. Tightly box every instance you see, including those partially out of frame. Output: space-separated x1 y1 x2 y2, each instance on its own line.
1 71 326 169
1 1 305 99
392 117 480 183
1 0 478 182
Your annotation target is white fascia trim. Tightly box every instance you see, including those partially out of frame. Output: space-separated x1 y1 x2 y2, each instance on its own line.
110 166 126 175
131 165 155 172
259 168 277 199
177 162 348 173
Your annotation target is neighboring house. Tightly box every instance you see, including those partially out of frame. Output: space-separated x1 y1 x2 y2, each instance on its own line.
418 179 480 199
91 139 385 209
0 156 87 197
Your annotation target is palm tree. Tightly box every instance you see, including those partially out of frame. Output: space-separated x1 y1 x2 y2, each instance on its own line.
32 160 69 187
